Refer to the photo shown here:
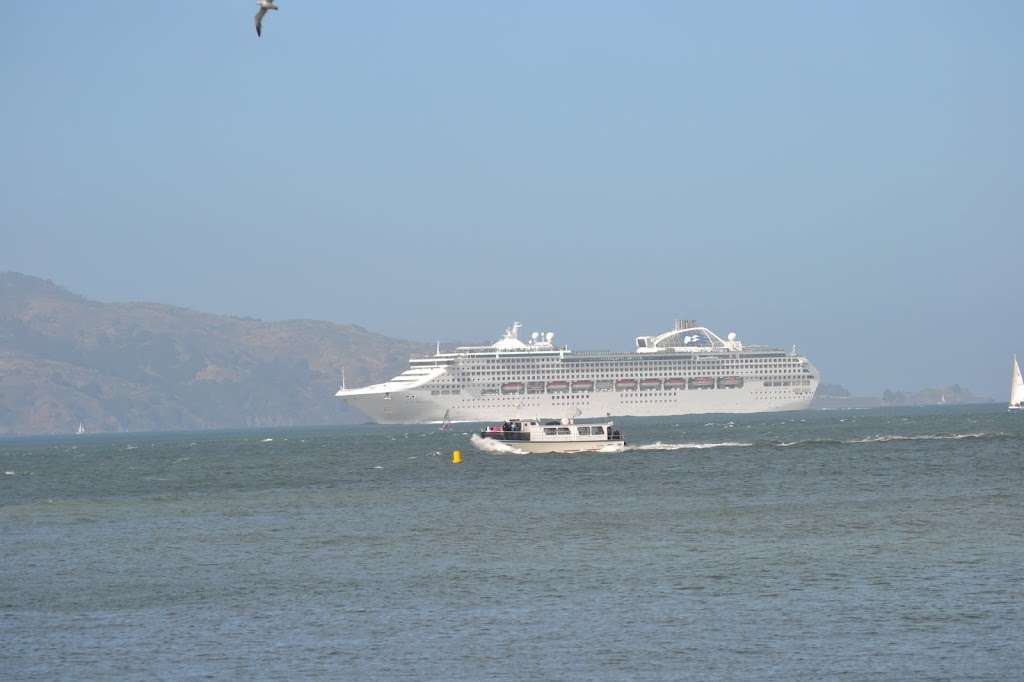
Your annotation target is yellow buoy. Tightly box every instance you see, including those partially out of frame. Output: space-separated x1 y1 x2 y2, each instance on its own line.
451 450 462 464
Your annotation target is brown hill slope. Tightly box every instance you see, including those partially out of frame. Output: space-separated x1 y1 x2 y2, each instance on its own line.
0 273 431 435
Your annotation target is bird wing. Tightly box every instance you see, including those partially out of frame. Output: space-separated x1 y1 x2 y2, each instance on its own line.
255 7 268 36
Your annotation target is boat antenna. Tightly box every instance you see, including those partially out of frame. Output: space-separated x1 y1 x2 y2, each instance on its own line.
436 339 441 355
341 367 347 390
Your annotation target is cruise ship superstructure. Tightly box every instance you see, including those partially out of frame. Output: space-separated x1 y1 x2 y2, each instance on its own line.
336 321 820 423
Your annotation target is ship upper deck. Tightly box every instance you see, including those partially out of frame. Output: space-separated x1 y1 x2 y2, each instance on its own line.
420 321 789 363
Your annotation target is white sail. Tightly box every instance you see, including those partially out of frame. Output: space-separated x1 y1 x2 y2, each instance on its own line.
1011 355 1024 408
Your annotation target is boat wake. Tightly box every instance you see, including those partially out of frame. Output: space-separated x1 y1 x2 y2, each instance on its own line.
849 432 1008 443
469 434 527 454
775 432 1010 447
626 441 754 451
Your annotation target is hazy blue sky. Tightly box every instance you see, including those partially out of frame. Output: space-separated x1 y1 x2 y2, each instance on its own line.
3 1 1022 397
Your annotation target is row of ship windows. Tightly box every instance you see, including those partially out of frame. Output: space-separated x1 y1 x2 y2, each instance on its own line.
464 356 798 360
434 370 812 386
463 396 801 405
460 360 802 366
436 374 813 388
461 372 809 379
429 380 815 395
458 366 809 372
460 362 801 369
425 379 816 396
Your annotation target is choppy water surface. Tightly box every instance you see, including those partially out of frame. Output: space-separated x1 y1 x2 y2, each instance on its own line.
2 406 1022 680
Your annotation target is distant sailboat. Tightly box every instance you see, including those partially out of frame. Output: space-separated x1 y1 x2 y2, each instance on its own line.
439 409 452 431
76 422 86 435
1010 355 1023 412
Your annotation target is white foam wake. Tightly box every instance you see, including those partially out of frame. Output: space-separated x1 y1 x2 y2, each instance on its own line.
627 441 754 451
845 432 1006 444
469 434 528 454
774 432 1009 447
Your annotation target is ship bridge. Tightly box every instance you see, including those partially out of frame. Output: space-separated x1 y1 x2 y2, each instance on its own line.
451 322 566 356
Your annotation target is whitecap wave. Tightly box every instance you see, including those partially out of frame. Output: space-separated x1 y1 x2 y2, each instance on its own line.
469 434 528 454
261 438 274 443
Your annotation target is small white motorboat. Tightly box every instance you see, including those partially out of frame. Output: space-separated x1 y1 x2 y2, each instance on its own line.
476 418 625 453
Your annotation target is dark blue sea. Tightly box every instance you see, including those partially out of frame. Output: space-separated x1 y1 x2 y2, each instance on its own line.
2 406 1022 680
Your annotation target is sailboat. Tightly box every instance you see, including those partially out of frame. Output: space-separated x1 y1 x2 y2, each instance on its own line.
1010 355 1023 412
439 409 452 431
76 422 86 435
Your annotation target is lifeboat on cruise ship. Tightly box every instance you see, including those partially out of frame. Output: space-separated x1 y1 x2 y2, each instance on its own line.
615 379 638 391
546 381 570 393
663 378 687 390
501 382 525 394
717 376 744 388
639 378 662 390
571 380 594 392
688 376 715 389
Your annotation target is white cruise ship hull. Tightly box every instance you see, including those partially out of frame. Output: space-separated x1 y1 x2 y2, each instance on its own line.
338 321 820 424
345 382 815 424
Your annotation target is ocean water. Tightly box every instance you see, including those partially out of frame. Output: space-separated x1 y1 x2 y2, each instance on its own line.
2 406 1022 680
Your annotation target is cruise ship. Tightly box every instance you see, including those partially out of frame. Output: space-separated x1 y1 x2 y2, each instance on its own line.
336 321 820 423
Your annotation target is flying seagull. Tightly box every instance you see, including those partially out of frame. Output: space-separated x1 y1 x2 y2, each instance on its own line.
255 0 279 38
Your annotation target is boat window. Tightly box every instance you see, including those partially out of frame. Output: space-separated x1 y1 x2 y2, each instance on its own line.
592 426 604 435
544 427 557 435
577 426 591 435
557 427 571 435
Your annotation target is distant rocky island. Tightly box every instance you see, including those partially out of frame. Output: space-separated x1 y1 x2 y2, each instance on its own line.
0 272 433 435
812 382 992 409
